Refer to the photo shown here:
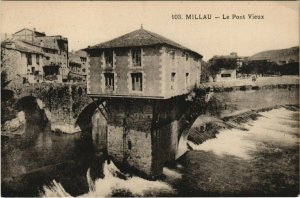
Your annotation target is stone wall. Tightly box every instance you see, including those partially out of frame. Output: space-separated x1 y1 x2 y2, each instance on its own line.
105 99 154 175
162 46 201 98
100 96 193 177
88 46 163 98
2 83 91 133
87 45 201 99
1 48 24 87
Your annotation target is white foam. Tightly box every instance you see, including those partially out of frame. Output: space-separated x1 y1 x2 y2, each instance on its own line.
189 107 299 160
51 124 81 134
41 180 71 197
163 167 182 180
42 161 174 197
36 99 45 109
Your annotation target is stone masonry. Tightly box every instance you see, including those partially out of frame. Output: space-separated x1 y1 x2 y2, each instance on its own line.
2 83 92 134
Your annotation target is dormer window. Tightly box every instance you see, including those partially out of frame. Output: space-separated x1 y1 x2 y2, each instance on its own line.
132 48 141 66
104 50 113 67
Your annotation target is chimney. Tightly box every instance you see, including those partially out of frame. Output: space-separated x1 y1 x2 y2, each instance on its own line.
33 28 36 32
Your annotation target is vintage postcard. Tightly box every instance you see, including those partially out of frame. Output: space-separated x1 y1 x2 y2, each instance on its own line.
1 1 299 197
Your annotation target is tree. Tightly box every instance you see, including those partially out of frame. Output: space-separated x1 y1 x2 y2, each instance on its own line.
209 57 238 76
240 60 279 76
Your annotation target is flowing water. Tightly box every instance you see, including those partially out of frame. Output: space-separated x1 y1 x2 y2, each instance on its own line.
1 90 299 197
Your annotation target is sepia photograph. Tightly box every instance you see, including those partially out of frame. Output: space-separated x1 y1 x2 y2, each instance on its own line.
0 1 299 197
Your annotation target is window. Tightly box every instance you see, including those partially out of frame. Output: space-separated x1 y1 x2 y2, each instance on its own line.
104 73 114 90
104 50 113 67
132 48 141 66
171 72 176 82
36 55 40 65
128 140 132 150
186 73 189 83
26 54 32 65
185 53 189 61
131 73 142 91
170 51 175 60
186 73 190 90
221 74 231 78
80 57 87 63
171 72 176 90
31 67 35 74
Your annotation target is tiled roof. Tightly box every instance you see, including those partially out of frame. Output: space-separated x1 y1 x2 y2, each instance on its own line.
85 28 202 58
2 39 43 54
74 50 87 57
38 37 59 51
69 53 81 65
13 28 46 36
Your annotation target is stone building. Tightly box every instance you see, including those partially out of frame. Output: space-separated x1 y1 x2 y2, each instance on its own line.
85 27 202 99
68 50 88 82
1 39 45 86
86 27 203 177
11 28 69 82
215 68 237 82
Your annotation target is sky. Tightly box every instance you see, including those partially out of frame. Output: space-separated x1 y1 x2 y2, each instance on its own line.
0 1 299 60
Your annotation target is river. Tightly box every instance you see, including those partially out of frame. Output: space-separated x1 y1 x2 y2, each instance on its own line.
1 88 299 197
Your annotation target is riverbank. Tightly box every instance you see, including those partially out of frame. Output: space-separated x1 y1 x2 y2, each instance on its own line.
199 75 299 91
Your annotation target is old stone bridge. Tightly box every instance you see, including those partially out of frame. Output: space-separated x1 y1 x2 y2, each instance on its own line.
3 81 298 178
2 82 211 178
2 83 94 133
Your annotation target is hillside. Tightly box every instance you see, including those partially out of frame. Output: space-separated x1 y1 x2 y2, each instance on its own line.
250 46 299 63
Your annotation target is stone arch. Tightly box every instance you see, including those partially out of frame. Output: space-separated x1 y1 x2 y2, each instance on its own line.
16 96 51 123
75 99 108 130
75 99 108 150
76 101 101 130
3 96 52 146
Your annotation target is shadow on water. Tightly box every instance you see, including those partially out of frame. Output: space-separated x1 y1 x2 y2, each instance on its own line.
177 145 299 197
1 96 107 197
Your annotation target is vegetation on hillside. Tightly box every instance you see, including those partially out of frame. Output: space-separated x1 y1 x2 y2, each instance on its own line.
250 46 299 63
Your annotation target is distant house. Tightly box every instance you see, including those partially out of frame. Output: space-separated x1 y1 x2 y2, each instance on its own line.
215 68 237 82
69 50 88 82
209 52 241 82
12 28 69 82
84 27 202 99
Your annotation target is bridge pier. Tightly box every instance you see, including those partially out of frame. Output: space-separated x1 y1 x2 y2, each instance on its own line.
92 96 197 177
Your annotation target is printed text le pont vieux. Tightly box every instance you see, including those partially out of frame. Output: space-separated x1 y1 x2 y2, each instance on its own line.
171 14 264 20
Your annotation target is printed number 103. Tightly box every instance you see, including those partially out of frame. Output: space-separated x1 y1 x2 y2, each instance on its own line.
172 14 182 19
